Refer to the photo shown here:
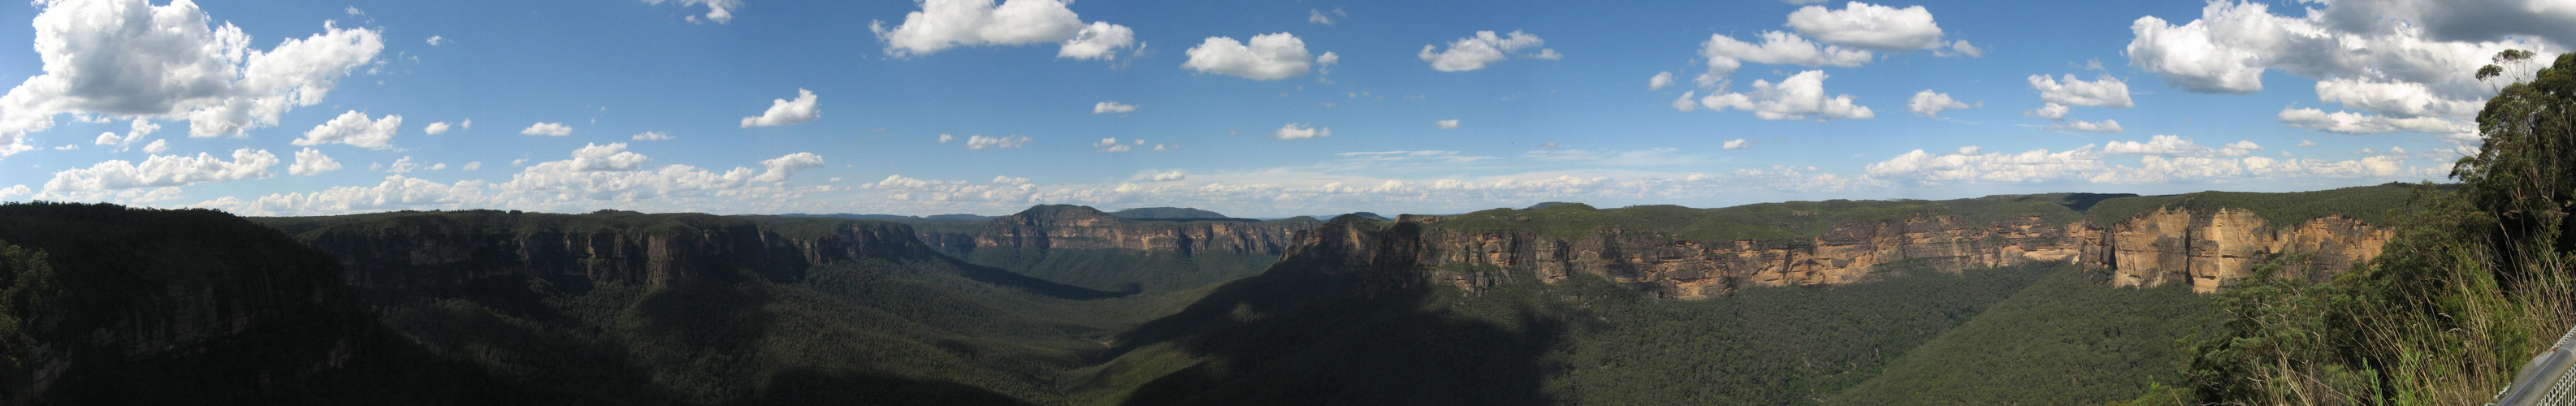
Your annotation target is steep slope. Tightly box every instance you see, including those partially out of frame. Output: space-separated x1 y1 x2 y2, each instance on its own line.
1832 266 2210 404
1083 187 2408 404
0 202 543 404
255 210 1144 404
1079 217 2068 404
920 205 1318 294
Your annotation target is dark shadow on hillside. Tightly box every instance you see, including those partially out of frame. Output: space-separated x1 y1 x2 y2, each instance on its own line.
738 368 1033 406
1101 240 1568 405
940 257 1133 300
2051 192 2137 214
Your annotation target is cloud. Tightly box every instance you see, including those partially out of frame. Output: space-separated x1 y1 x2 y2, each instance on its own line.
521 123 574 136
937 134 955 143
965 135 1031 149
42 148 278 192
739 89 820 127
2297 139 2317 147
1694 31 1872 84
2124 0 2548 103
382 156 424 174
870 0 1133 59
2102 135 2211 155
1092 137 1132 153
1724 139 1753 149
2314 0 2576 47
1309 9 1334 25
292 110 400 149
1270 123 1331 140
1867 146 2113 184
2277 108 2474 134
464 162 481 171
2024 102 2069 120
1182 32 1319 80
423 122 452 135
0 0 383 155
426 35 447 45
1696 70 1876 121
1418 30 1556 71
633 131 675 140
2222 140 2264 156
1141 169 1187 182
1671 91 1700 111
754 153 824 182
1907 89 1978 118
2029 74 2135 108
568 143 650 171
1649 71 1676 90
2047 119 2124 133
641 0 741 24
1435 119 1459 129
1058 22 1136 60
2313 78 2482 119
1093 102 1138 114
91 119 160 152
1868 136 2440 186
1946 40 1984 58
1784 1 1951 50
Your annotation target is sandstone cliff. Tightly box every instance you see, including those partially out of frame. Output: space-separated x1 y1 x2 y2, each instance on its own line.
261 211 941 294
922 205 1314 257
1289 207 2392 299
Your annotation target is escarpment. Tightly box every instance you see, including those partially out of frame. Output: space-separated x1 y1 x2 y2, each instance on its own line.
1292 206 2392 299
918 205 1314 257
260 211 941 294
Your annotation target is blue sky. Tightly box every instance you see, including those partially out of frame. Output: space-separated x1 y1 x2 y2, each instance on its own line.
0 0 2560 218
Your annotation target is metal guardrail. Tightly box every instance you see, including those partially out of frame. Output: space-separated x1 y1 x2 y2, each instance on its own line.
2495 325 2576 405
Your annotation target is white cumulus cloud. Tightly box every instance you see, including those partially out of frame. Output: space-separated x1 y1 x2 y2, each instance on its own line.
1694 31 1872 85
521 123 574 136
43 148 278 192
1271 123 1331 140
740 89 820 127
0 0 384 156
870 0 1134 60
1183 32 1319 80
1418 30 1555 71
2030 74 2136 108
293 110 400 149
1785 1 1951 50
1907 89 1978 118
1435 119 1459 129
423 121 452 135
1696 70 1876 121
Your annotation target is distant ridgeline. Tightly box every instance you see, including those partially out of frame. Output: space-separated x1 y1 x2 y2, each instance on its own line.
797 205 1318 294
1289 184 2410 298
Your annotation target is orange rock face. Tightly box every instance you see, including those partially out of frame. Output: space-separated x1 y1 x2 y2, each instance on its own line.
1292 208 2392 299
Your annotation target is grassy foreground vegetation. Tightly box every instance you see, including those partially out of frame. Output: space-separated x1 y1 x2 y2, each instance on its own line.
2153 50 2576 404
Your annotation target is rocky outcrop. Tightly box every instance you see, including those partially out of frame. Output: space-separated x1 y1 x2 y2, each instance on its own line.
929 205 1314 257
266 212 940 294
2088 207 2392 293
1293 207 2392 299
